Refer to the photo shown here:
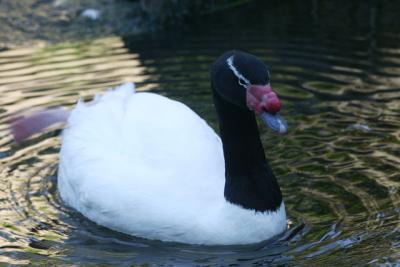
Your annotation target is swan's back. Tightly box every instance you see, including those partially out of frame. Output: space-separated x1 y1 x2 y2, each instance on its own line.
58 84 225 242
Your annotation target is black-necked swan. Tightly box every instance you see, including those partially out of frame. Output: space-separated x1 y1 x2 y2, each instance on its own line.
11 50 288 245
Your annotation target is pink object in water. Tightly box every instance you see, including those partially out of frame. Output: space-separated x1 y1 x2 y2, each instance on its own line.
10 108 70 143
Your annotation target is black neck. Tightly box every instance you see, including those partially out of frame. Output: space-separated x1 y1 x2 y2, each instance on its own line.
212 88 282 212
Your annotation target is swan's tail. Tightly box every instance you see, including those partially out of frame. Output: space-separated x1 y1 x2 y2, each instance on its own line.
9 108 70 143
9 83 135 143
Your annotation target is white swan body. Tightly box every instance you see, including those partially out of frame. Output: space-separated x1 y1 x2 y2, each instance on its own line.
58 83 286 245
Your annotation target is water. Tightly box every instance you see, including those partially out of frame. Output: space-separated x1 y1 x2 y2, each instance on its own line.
1 0 400 265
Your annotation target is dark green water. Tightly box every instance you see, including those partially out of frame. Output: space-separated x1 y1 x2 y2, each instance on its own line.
1 1 400 265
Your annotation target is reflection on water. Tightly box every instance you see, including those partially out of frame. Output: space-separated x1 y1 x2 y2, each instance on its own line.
1 0 400 265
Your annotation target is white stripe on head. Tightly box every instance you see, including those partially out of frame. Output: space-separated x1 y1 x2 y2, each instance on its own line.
226 56 250 89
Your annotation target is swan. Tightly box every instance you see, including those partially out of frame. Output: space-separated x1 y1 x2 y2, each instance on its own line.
11 50 288 245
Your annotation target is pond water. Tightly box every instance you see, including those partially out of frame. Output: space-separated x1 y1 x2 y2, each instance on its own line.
1 0 400 265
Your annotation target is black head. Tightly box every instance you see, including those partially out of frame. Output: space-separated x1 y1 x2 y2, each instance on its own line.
211 50 287 134
211 50 270 109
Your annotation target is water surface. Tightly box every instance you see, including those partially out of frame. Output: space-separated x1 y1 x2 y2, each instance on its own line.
1 1 400 265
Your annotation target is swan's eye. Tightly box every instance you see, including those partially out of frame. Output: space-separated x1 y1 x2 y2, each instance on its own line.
238 78 248 88
265 70 271 83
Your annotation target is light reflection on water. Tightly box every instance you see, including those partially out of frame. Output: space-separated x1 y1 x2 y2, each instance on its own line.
1 1 400 265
